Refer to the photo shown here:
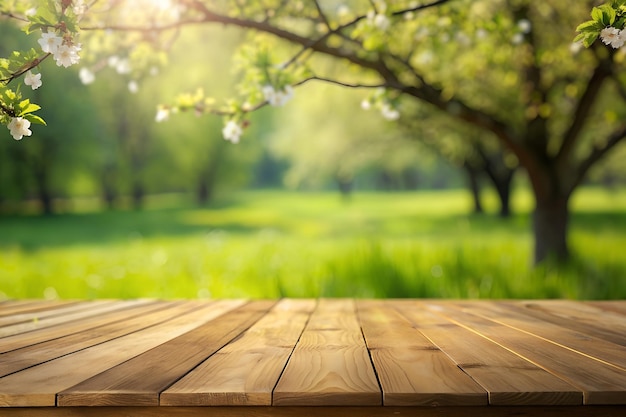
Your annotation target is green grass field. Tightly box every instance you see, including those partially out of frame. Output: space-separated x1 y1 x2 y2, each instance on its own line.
1 188 626 300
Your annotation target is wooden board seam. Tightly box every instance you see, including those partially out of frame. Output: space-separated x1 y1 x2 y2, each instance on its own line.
269 299 317 406
463 308 626 373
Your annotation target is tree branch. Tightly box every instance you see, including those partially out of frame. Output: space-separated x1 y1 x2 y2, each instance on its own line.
0 53 51 85
557 48 613 162
84 0 529 172
313 0 331 31
571 125 626 192
295 76 385 89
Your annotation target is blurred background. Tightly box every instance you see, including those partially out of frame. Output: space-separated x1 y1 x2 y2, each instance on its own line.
1 7 626 300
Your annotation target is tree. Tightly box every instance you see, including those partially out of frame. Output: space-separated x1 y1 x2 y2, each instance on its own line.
1 0 625 264
400 103 518 217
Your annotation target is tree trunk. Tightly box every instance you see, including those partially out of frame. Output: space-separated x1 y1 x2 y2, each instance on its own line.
196 142 226 206
132 181 144 210
493 170 514 218
462 163 483 214
101 165 117 210
33 164 53 215
335 175 353 202
197 176 212 206
533 194 570 263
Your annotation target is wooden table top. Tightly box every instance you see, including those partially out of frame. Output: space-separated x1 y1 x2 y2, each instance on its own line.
0 298 625 417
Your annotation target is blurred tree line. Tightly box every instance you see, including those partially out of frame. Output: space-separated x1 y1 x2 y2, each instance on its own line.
2 3 626 226
0 19 466 215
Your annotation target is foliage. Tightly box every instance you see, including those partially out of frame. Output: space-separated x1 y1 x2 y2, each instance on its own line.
1 0 625 266
575 1 626 47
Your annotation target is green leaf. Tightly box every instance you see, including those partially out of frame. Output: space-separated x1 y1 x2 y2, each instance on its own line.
576 20 604 33
20 101 42 115
4 89 17 101
592 7 604 23
24 114 46 126
583 33 599 47
601 4 617 25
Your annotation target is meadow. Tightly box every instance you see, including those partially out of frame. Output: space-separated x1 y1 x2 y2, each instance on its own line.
1 187 626 300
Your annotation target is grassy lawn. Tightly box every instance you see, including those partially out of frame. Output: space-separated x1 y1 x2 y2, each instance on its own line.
1 187 626 300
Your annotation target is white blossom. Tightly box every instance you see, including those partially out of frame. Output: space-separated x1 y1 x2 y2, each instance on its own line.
7 117 32 140
24 71 42 90
373 14 390 31
381 103 400 121
107 55 120 68
600 26 626 48
569 41 583 54
54 44 81 67
222 120 242 143
367 10 390 31
361 99 371 110
261 84 294 107
115 58 132 75
38 31 62 54
24 8 37 17
73 0 88 15
337 5 350 18
475 28 488 39
511 33 524 45
517 19 532 34
128 80 139 94
155 108 170 122
79 68 96 84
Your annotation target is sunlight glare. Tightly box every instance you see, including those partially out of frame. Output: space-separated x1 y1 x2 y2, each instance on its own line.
122 0 181 24
150 0 174 11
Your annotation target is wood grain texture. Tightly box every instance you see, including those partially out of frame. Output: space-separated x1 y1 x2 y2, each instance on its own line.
396 301 581 406
0 300 246 407
0 301 196 377
510 300 626 347
0 301 99 327
2 406 626 417
426 302 626 405
357 300 486 406
0 299 625 414
162 299 316 406
0 300 142 338
0 299 160 354
0 300 79 317
586 301 626 316
273 299 381 406
459 301 626 370
57 300 275 407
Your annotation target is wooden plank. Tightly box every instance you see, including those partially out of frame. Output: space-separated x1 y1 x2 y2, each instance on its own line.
0 300 113 328
0 301 201 377
57 300 276 407
500 300 626 347
0 406 625 417
0 300 147 338
586 301 626 316
0 300 246 407
460 301 626 370
395 301 581 406
426 301 626 405
0 300 79 317
356 300 486 406
272 299 381 406
0 299 159 353
161 299 316 406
